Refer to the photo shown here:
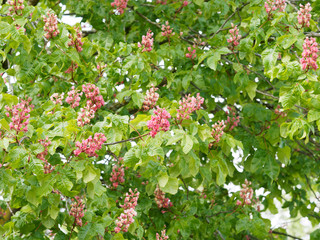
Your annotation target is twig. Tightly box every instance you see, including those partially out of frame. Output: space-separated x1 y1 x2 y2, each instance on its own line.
134 10 161 29
216 229 225 240
271 230 303 240
180 178 189 200
209 2 250 39
305 174 320 202
105 133 149 146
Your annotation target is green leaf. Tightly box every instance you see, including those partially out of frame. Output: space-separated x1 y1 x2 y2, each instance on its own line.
308 109 320 122
265 157 280 181
207 52 221 71
277 146 291 166
245 81 257 100
132 92 144 108
161 177 178 194
261 48 278 71
182 134 193 154
157 172 169 188
83 165 98 183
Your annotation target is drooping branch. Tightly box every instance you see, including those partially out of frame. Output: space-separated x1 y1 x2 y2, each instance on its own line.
271 230 303 240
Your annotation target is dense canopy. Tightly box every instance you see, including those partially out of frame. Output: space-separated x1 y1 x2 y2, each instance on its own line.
0 0 320 239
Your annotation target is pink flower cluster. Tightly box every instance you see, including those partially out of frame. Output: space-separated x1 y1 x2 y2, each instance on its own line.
69 196 86 227
176 93 204 123
43 11 60 40
8 0 24 16
74 133 107 157
37 137 54 174
50 93 64 105
227 23 241 49
186 46 196 59
138 30 154 53
111 0 128 15
110 159 125 189
298 3 312 28
161 21 175 38
236 179 253 206
77 83 105 126
77 106 95 127
300 37 319 71
275 105 287 117
66 86 83 108
5 97 34 134
65 62 78 74
97 63 107 72
154 185 173 209
147 107 171 137
226 106 240 131
68 27 84 52
82 83 105 111
156 0 167 5
264 0 286 14
143 84 159 111
156 229 169 240
115 189 140 233
209 121 226 148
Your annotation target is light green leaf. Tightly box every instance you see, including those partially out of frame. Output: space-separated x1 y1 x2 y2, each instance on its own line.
277 146 291 166
161 177 178 194
246 81 257 100
182 134 193 154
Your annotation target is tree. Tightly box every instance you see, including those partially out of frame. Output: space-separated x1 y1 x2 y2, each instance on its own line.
0 0 320 239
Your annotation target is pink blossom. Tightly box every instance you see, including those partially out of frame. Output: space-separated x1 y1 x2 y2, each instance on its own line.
147 107 171 137
68 27 84 52
97 63 107 71
298 3 312 28
227 23 241 49
82 83 105 111
143 84 159 111
154 185 173 209
69 196 86 227
264 0 286 15
65 62 78 74
176 93 204 123
37 137 54 174
50 93 64 105
225 106 240 131
237 179 253 206
8 0 24 16
66 86 83 108
77 106 95 127
156 0 167 4
300 37 318 71
114 189 139 233
110 158 125 189
161 21 175 38
138 30 154 52
73 133 107 157
5 97 34 134
186 46 196 59
209 120 226 148
111 0 128 14
156 229 169 240
43 11 60 39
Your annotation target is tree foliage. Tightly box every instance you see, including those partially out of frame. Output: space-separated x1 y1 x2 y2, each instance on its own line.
0 0 320 239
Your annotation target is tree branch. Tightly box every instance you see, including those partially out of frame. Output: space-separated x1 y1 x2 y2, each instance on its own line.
304 174 320 202
271 230 303 240
209 2 250 39
105 133 149 146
